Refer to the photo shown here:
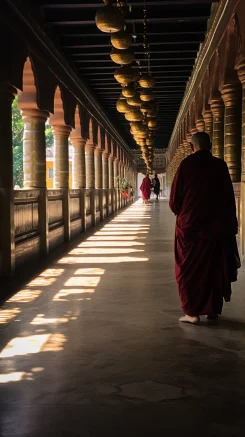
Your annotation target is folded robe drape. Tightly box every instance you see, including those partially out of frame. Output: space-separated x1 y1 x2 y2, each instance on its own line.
140 177 152 201
169 151 238 316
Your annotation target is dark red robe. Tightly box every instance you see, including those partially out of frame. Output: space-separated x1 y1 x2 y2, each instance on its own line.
169 150 238 316
140 177 152 200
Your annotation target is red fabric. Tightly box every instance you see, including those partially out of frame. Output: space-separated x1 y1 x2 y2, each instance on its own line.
140 177 152 200
169 151 238 316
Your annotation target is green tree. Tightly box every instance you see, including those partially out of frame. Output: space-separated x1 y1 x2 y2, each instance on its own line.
12 98 54 187
12 97 24 187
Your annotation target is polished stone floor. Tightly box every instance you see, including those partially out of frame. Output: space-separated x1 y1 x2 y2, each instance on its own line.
0 199 245 437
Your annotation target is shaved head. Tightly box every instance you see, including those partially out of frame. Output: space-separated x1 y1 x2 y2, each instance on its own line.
191 132 211 151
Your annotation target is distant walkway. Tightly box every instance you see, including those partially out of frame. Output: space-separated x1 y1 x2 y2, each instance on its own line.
0 199 245 437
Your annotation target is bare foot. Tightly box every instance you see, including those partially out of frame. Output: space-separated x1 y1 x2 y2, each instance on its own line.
179 315 200 325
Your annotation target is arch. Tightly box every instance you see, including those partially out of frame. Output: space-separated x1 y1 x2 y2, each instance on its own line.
49 86 66 126
219 16 240 87
209 50 223 101
88 117 98 145
18 57 39 111
97 125 105 150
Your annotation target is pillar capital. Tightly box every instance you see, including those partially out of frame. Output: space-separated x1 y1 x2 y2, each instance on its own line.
52 124 71 137
85 140 95 151
94 146 103 155
196 118 205 132
19 107 49 121
221 83 241 107
237 61 245 88
209 98 224 117
186 133 192 142
191 128 198 135
202 109 213 122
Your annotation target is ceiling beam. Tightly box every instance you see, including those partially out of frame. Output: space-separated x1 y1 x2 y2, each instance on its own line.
64 41 202 49
49 16 209 26
42 1 217 9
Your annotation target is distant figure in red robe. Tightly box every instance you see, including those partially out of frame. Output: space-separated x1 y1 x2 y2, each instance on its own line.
169 132 239 325
140 174 152 204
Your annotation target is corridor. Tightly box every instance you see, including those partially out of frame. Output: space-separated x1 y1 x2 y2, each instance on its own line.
0 200 245 437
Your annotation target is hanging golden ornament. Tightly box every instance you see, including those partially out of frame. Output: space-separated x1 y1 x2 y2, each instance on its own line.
122 85 135 98
139 74 155 88
116 98 131 113
146 138 154 146
147 118 157 128
127 92 142 107
140 101 153 115
125 110 143 121
130 121 144 133
110 47 134 65
140 90 155 102
114 66 139 85
111 29 132 49
95 0 124 33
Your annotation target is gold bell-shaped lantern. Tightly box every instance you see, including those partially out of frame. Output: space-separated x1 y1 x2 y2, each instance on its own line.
139 74 155 88
114 66 139 85
140 90 155 102
125 110 143 121
111 29 132 49
122 85 135 98
116 98 131 113
127 92 142 107
110 47 134 65
95 0 124 33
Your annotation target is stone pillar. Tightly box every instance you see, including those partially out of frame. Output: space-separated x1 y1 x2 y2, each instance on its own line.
71 136 86 189
238 62 245 259
70 133 86 231
114 158 119 211
221 83 242 182
196 118 205 132
20 107 49 256
108 155 114 189
203 110 213 140
108 155 114 213
102 151 109 217
21 109 48 188
53 125 71 189
52 125 71 241
0 84 16 276
94 147 103 221
85 141 96 225
210 99 224 159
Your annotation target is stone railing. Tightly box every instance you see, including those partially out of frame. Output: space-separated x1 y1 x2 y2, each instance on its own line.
13 187 133 270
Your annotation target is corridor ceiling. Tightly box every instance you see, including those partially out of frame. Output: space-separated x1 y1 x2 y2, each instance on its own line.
37 0 217 149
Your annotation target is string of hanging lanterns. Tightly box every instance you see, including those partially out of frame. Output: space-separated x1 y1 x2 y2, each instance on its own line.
95 0 157 173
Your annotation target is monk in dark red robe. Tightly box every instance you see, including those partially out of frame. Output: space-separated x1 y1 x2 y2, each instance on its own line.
140 174 152 204
169 132 239 324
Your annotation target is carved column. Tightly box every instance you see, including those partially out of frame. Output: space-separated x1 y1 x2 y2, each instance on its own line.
19 106 49 256
20 109 48 188
203 110 213 140
52 124 71 241
237 62 245 259
85 141 96 225
102 150 109 217
94 147 103 221
70 135 86 189
114 158 119 211
221 83 242 182
0 84 16 276
53 125 71 189
196 118 205 132
210 98 224 159
108 154 114 213
70 132 86 231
